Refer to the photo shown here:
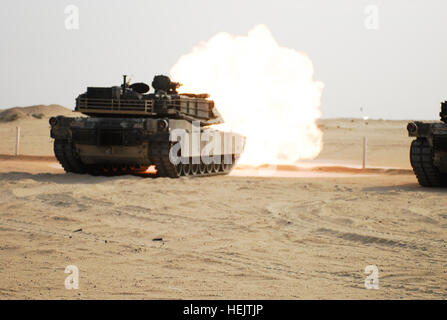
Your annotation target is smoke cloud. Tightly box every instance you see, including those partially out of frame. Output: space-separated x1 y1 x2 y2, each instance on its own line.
170 25 324 165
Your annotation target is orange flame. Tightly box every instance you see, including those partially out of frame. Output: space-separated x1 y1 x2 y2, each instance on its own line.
170 25 324 165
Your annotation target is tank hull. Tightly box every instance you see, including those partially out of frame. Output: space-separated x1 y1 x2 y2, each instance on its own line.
50 116 245 177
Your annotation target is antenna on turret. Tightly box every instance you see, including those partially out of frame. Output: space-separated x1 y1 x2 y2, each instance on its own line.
122 75 128 91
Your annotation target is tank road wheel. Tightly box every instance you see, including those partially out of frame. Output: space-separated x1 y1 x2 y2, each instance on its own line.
88 166 101 176
410 138 446 187
182 163 191 176
212 161 220 173
222 162 232 172
221 161 231 172
190 160 199 175
102 165 113 176
111 166 120 174
175 163 183 176
219 155 234 173
88 165 103 176
220 160 226 172
205 162 213 174
199 161 207 175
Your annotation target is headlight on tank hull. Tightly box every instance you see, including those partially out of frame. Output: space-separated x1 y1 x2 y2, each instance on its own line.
49 117 58 127
407 122 418 135
157 119 169 131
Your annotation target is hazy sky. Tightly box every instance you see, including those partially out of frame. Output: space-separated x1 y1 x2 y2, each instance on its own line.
1 0 446 119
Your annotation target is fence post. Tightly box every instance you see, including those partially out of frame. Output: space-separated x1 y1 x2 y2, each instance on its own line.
362 136 367 169
15 126 20 156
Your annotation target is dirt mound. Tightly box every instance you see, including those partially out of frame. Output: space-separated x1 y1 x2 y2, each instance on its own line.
0 105 72 122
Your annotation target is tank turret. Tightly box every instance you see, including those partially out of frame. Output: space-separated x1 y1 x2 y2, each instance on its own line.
74 75 223 126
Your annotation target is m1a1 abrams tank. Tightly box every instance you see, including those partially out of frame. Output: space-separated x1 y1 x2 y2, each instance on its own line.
50 75 245 177
407 101 447 187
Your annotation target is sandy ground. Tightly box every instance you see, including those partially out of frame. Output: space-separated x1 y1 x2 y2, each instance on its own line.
0 108 446 299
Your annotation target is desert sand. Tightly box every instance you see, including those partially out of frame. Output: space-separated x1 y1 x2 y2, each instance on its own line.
0 106 446 299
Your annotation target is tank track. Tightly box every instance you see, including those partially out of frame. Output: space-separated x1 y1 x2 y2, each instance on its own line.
54 139 149 176
149 141 178 178
410 138 446 187
149 141 236 178
54 139 236 178
54 139 87 174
